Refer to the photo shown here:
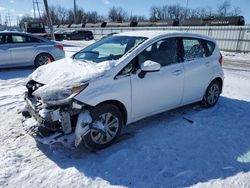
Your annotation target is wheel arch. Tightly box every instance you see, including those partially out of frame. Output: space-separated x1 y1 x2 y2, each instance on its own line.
94 100 128 125
34 52 55 67
210 77 223 93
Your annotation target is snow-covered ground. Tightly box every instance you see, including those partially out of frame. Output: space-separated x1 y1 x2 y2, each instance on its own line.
222 51 250 62
0 41 250 188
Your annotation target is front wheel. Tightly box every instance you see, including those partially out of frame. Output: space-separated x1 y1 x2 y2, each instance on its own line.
203 80 222 107
83 104 124 150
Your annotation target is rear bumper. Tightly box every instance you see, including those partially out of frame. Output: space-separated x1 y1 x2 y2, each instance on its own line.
53 50 65 61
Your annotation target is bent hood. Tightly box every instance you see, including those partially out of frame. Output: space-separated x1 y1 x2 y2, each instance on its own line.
29 58 115 86
27 58 116 102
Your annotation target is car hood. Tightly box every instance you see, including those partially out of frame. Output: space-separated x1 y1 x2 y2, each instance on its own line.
27 58 116 103
29 58 115 85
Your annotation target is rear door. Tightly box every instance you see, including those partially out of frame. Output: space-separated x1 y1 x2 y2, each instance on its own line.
181 37 214 103
0 34 12 67
8 34 37 66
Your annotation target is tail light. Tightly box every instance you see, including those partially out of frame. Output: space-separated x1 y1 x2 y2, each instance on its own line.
54 43 64 51
219 52 223 66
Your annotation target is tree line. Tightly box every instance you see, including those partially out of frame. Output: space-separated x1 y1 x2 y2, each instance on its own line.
20 0 241 25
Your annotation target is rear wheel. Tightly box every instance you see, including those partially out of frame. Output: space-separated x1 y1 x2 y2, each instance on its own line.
34 53 53 68
203 80 222 107
83 104 124 150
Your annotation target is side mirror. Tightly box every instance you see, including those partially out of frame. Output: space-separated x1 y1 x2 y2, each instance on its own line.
139 60 161 78
141 60 161 72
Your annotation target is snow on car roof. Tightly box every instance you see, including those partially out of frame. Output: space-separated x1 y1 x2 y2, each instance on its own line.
115 30 215 42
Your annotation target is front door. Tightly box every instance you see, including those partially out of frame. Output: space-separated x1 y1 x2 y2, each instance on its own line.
0 34 12 67
130 37 184 120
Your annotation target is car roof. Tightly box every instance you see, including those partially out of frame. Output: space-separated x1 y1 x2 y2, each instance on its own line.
115 30 215 42
0 31 51 42
0 31 26 34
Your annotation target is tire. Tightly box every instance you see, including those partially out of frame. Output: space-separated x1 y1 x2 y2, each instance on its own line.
83 104 124 150
85 37 89 41
203 80 222 108
34 53 54 68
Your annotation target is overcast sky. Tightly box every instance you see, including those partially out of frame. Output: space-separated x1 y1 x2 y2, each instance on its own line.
0 0 249 26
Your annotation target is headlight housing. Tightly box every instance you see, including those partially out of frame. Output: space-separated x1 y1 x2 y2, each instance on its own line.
72 83 89 94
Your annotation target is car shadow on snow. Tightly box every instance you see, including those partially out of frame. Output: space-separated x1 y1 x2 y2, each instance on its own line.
0 67 34 80
37 96 250 187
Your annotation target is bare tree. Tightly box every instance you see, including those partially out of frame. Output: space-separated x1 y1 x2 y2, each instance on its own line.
108 6 128 22
130 15 146 21
231 7 241 16
85 11 103 23
150 6 159 21
217 0 231 16
56 5 68 24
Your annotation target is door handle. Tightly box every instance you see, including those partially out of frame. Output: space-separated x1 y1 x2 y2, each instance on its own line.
172 70 182 76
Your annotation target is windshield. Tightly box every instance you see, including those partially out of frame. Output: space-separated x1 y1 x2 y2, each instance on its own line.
73 35 147 63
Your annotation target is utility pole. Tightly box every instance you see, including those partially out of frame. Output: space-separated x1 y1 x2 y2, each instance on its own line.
185 0 189 19
8 11 11 26
17 16 19 26
33 0 36 18
74 0 77 23
43 0 55 40
35 0 42 19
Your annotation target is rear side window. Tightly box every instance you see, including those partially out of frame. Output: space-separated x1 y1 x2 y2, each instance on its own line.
206 41 215 56
183 38 206 61
11 34 27 43
85 31 92 35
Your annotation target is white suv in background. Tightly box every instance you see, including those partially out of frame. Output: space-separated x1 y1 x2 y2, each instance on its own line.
23 31 224 150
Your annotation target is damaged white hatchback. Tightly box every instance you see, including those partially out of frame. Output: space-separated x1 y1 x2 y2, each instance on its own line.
22 31 224 150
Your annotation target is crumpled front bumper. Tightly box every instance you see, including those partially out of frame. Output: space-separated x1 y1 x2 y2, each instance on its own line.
23 91 75 134
24 92 60 130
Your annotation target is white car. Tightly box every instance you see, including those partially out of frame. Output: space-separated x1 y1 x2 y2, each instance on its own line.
23 31 224 150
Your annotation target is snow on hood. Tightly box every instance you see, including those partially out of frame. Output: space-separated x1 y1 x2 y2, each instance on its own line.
28 58 116 102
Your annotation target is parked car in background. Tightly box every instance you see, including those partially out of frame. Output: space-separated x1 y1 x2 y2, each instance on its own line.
23 31 224 150
66 30 94 40
0 31 65 68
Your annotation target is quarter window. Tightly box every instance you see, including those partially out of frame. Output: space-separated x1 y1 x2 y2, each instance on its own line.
26 36 39 43
206 41 215 56
183 38 206 61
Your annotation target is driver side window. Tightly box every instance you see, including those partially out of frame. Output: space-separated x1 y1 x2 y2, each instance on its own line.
118 37 179 77
138 37 178 67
